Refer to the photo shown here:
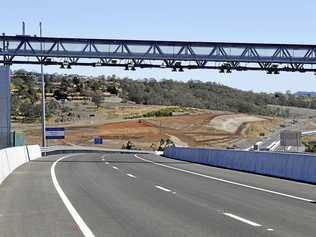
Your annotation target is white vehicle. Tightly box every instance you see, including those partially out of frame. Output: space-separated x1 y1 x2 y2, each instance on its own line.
253 141 263 151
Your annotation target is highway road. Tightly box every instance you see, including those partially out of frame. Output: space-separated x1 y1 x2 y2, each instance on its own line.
255 120 307 152
1 153 316 237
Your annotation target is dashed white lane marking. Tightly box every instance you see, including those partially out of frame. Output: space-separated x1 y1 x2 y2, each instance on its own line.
134 155 314 203
105 162 109 165
126 173 136 178
51 155 95 237
266 228 274 231
101 158 105 161
223 213 262 227
112 166 119 170
155 185 172 192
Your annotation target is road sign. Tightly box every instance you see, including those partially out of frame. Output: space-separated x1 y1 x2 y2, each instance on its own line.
94 137 103 145
46 127 65 140
280 130 301 147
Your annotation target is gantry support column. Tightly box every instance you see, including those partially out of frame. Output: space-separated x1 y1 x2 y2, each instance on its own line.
0 66 11 148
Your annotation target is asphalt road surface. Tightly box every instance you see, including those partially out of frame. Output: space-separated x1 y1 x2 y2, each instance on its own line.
1 153 316 237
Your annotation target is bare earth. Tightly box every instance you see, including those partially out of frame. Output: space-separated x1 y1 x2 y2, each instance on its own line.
18 106 283 150
208 114 266 133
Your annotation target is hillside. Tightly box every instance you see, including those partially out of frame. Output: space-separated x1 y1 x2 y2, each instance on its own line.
10 70 316 122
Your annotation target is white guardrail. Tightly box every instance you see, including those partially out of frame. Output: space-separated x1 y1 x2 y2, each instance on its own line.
0 145 41 185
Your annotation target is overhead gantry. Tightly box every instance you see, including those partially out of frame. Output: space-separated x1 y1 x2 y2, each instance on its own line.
1 34 316 73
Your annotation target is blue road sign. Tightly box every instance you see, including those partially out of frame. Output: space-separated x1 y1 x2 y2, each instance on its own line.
46 127 65 139
94 137 103 145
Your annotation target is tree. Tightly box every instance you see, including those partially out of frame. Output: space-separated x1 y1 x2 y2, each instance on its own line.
53 90 68 100
92 94 102 108
11 94 22 117
106 85 118 95
19 101 41 120
46 99 61 117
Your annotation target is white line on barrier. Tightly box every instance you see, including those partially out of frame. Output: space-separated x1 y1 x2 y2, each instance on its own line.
134 155 314 203
223 212 262 227
51 155 95 237
127 173 136 178
155 185 172 192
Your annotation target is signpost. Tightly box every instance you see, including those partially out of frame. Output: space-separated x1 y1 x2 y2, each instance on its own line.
280 130 302 151
46 127 65 140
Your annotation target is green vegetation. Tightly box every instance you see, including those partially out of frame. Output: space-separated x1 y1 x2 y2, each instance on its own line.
10 70 316 122
125 107 187 119
118 78 296 117
121 141 137 150
158 138 176 151
302 139 316 153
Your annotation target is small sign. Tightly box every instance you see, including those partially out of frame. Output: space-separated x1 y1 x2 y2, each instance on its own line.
280 130 301 147
46 127 65 139
94 137 103 145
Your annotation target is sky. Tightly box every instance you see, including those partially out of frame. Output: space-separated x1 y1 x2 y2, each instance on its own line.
1 0 316 93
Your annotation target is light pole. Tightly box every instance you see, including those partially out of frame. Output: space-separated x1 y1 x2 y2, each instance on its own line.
40 22 46 148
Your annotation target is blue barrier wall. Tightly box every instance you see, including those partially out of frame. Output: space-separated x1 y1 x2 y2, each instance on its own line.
164 147 316 184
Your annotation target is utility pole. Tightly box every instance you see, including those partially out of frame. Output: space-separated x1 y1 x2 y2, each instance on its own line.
40 22 46 148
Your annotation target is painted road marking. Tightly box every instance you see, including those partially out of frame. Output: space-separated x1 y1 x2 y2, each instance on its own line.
51 155 95 237
155 185 172 192
105 162 109 165
112 166 119 170
134 155 314 203
223 213 262 227
266 228 274 231
127 173 136 178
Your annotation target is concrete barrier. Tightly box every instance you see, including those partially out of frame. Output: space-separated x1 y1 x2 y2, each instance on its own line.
26 145 42 160
42 145 154 156
0 145 41 185
164 147 316 184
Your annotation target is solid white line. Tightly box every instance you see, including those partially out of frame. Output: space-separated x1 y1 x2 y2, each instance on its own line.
112 166 119 170
51 155 95 237
155 185 172 192
134 155 314 202
127 173 136 178
223 212 262 227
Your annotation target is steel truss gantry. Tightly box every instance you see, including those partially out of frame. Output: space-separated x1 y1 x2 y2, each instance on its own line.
2 34 316 73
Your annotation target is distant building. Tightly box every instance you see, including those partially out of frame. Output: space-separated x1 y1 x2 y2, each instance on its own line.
294 91 316 97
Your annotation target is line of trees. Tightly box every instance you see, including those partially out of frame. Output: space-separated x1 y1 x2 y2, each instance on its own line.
10 70 316 121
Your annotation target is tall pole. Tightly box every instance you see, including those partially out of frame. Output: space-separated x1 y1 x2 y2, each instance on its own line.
40 22 46 148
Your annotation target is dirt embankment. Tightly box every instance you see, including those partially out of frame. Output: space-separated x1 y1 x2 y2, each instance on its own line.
23 110 282 150
208 114 266 134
